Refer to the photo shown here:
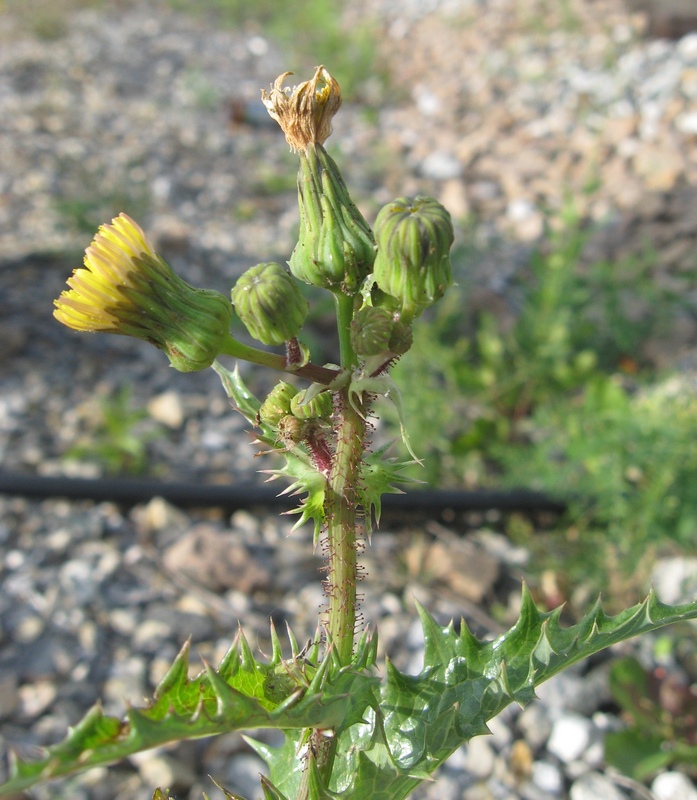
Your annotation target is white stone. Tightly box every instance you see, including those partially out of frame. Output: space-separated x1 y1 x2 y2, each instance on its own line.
678 32 697 60
652 771 697 800
420 151 463 181
18 680 58 717
531 760 564 796
676 111 697 135
413 86 442 117
652 557 697 604
136 753 197 791
507 198 536 222
546 714 594 763
148 390 184 429
569 772 628 800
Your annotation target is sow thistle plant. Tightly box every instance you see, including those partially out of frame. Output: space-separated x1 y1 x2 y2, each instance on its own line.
4 66 697 800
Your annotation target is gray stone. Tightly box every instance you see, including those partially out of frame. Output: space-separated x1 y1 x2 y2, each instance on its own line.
518 702 553 750
222 753 268 799
462 736 496 779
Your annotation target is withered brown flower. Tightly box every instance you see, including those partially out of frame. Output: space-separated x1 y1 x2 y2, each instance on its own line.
261 65 341 151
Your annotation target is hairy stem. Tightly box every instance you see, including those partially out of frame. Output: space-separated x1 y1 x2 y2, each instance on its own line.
326 387 365 666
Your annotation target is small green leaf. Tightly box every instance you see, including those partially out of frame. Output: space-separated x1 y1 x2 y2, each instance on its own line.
212 360 262 423
604 728 673 781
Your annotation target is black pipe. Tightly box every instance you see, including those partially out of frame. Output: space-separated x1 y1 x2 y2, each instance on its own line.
0 472 566 514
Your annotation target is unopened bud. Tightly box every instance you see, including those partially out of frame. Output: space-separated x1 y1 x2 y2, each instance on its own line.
350 307 394 356
259 381 299 426
290 388 332 420
289 144 376 295
231 262 308 346
372 196 454 322
388 319 413 355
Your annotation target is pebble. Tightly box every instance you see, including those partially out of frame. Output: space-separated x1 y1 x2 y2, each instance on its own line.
530 760 564 796
652 771 697 800
0 676 19 720
546 714 595 764
651 556 697 604
18 681 58 718
134 752 198 792
569 772 629 800
463 737 496 779
517 703 553 751
147 391 185 429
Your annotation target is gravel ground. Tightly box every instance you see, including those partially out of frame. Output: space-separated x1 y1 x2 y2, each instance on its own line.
2 1 697 799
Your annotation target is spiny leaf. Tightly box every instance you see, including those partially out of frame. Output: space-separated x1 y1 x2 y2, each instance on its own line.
260 774 291 800
0 631 378 796
253 590 697 800
214 359 327 538
358 444 420 535
338 590 697 797
266 450 327 540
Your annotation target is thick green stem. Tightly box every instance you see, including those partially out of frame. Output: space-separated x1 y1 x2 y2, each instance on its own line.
325 386 365 666
334 292 357 369
219 333 339 385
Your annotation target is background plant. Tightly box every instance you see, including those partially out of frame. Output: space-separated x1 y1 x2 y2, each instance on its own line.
604 652 697 780
63 384 163 475
387 205 697 592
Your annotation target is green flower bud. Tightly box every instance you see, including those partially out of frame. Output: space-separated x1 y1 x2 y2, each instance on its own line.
53 214 234 372
350 307 394 356
231 262 308 346
388 319 413 355
372 196 454 323
259 381 298 426
290 388 332 420
289 143 376 295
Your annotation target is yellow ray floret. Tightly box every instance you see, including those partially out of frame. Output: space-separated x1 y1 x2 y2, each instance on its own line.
53 213 155 332
53 213 234 372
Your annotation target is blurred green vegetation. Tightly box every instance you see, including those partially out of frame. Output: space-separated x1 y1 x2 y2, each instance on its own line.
388 205 697 596
4 0 105 40
64 385 163 475
605 652 697 780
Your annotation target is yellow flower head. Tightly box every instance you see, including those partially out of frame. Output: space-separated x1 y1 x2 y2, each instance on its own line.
261 65 341 152
54 213 157 333
54 213 234 372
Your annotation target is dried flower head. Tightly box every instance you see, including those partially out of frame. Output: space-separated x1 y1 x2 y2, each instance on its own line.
54 213 233 371
261 65 341 151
